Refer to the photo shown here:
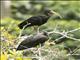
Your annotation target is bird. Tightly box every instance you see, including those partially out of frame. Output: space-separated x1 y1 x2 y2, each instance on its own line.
16 31 49 50
18 9 61 32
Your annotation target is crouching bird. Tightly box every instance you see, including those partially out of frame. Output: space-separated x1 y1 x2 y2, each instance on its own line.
18 9 62 32
16 32 49 50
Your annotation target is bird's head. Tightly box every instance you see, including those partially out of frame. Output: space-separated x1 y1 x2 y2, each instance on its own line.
41 31 48 36
44 9 62 18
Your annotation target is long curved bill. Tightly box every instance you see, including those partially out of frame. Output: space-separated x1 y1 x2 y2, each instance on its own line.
51 10 62 19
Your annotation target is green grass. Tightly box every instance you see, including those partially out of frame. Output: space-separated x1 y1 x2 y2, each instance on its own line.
1 18 80 60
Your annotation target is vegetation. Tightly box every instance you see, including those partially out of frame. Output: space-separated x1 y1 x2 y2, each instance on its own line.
1 1 80 60
11 1 80 21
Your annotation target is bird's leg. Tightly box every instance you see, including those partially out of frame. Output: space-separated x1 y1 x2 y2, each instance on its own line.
33 26 40 33
18 25 27 38
33 26 37 33
37 26 40 33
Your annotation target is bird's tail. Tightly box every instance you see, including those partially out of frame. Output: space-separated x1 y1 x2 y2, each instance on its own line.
18 20 30 29
18 23 25 29
16 45 28 51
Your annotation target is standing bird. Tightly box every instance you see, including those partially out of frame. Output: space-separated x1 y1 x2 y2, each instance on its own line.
16 31 49 50
18 9 61 32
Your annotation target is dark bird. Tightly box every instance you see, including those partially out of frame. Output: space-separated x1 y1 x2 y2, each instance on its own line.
16 32 49 50
18 9 61 32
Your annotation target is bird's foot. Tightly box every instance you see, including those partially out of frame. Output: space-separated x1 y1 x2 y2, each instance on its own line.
37 27 40 33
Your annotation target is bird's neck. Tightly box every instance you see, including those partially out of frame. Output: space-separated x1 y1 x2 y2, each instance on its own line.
45 15 51 19
42 15 50 23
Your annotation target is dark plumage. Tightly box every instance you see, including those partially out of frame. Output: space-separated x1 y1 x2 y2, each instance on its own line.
16 32 48 50
18 9 55 29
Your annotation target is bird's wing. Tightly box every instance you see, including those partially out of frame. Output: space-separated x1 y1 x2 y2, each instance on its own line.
18 15 48 29
19 36 33 45
16 36 34 50
16 34 48 50
27 16 45 25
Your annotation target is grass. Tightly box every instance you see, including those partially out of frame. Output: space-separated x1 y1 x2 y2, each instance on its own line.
0 18 80 60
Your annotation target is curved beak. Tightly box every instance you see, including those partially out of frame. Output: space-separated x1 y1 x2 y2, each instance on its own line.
51 10 62 19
